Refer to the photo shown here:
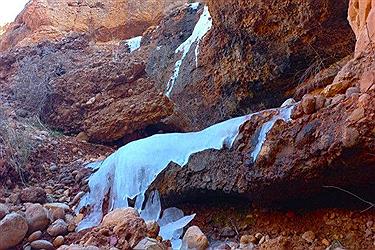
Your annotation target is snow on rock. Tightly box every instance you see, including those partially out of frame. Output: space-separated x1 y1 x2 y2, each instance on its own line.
76 113 252 231
76 101 296 235
165 5 213 97
124 36 142 53
250 101 296 162
189 2 200 10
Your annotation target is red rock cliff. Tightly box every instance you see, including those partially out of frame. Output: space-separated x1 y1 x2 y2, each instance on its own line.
0 0 187 51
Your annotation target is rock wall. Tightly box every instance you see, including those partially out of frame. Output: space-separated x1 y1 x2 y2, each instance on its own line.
0 0 187 51
148 0 356 132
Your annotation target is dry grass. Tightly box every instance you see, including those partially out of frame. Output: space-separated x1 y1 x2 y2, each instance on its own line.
0 109 34 183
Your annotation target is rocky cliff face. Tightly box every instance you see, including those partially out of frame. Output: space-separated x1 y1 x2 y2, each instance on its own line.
0 0 187 51
146 0 356 132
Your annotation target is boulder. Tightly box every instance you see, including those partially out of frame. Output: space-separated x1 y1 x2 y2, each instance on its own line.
20 187 47 204
0 213 28 250
102 208 139 227
25 204 51 233
182 226 209 250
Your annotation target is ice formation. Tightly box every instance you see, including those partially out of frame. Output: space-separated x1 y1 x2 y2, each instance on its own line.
165 5 213 97
250 101 296 162
138 191 196 249
76 99 296 248
124 36 142 53
76 113 252 231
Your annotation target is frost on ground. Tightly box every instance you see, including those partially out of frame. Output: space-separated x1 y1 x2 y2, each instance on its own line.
165 5 213 97
124 36 142 53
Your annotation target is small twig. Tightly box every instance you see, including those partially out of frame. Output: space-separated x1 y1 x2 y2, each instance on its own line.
323 185 375 213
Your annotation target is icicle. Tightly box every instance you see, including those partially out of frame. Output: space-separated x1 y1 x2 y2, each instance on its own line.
140 191 162 222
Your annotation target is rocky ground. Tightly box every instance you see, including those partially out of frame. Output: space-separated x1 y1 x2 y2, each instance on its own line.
0 0 374 249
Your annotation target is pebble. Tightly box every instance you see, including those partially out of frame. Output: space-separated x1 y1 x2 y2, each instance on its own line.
71 191 85 205
240 235 257 244
47 219 68 236
302 231 315 243
28 230 43 242
53 235 65 247
322 239 330 246
30 240 55 250
255 233 263 239
50 164 58 172
0 203 9 220
301 95 316 114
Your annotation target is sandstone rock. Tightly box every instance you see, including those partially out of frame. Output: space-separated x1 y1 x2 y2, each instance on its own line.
44 203 70 211
302 231 315 243
0 0 187 51
133 238 165 250
0 203 9 220
25 204 50 233
30 240 55 250
53 236 65 248
240 235 257 245
0 213 28 250
102 208 139 227
301 95 316 114
346 86 360 97
58 245 100 250
182 226 209 250
20 187 47 204
47 219 68 237
342 127 360 148
28 230 43 242
76 132 89 142
146 221 160 238
51 207 66 221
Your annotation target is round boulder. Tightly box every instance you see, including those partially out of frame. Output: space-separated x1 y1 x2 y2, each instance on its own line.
0 213 28 250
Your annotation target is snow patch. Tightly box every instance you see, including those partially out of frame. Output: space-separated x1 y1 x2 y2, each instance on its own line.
124 36 142 53
165 6 213 97
189 2 200 10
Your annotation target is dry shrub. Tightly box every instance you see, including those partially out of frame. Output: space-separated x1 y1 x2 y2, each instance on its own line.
0 109 34 182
